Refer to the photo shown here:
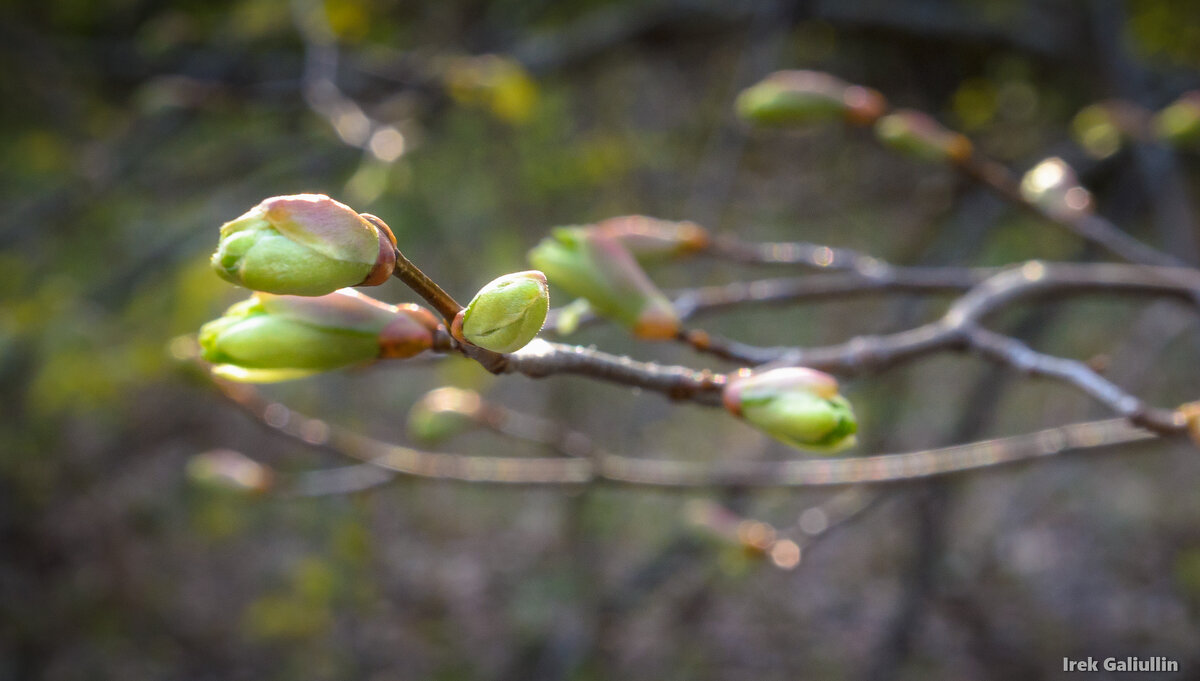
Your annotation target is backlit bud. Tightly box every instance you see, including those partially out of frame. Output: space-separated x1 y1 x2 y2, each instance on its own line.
737 70 886 127
874 110 972 162
187 449 273 493
1020 157 1092 219
452 271 549 353
723 367 858 453
407 387 483 444
1154 92 1200 147
529 229 679 340
198 289 438 382
587 216 710 261
212 194 397 296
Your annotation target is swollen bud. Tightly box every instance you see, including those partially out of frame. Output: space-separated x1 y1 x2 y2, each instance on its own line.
198 289 438 382
723 367 858 453
453 271 549 353
407 387 483 444
1019 157 1093 219
211 194 397 296
874 110 972 162
586 216 710 261
529 229 679 340
737 70 886 127
1153 92 1200 147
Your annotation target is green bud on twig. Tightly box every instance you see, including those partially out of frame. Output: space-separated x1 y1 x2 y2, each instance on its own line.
198 289 438 382
1154 92 1200 147
585 215 710 261
452 271 549 353
737 70 886 127
724 367 858 453
529 229 679 340
407 387 484 444
1019 157 1092 219
874 110 972 162
211 194 397 296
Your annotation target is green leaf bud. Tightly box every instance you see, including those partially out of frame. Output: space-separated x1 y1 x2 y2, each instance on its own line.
1154 92 1200 147
198 289 438 382
723 367 858 453
874 110 972 162
211 194 398 296
586 215 710 261
737 70 887 127
529 229 679 340
1019 157 1092 219
453 271 549 353
407 387 483 444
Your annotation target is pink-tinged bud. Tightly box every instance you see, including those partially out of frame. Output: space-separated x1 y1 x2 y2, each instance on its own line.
1020 157 1093 219
198 289 437 382
1154 91 1200 147
874 110 972 162
737 70 887 127
587 216 710 260
529 229 680 340
723 367 857 454
187 449 273 493
212 194 398 296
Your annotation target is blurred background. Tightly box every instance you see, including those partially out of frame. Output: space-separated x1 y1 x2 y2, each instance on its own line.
5 0 1200 679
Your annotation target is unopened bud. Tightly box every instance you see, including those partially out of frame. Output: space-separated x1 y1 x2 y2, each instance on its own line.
874 110 972 162
737 70 886 127
212 194 397 296
1020 157 1092 219
453 270 549 353
199 289 438 382
529 229 679 340
723 367 858 453
407 387 483 444
187 449 273 493
587 216 710 260
1154 92 1200 147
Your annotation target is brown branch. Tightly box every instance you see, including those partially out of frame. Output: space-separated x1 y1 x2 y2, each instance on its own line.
213 377 1165 488
949 148 1179 268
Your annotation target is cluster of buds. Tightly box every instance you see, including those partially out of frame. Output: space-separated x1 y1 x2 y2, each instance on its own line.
529 227 679 340
199 289 439 382
736 70 887 127
874 110 973 163
723 367 858 453
212 194 397 297
1154 91 1200 148
452 271 549 353
1019 157 1092 220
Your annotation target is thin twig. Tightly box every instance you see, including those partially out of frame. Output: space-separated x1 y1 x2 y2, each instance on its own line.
213 378 1167 489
